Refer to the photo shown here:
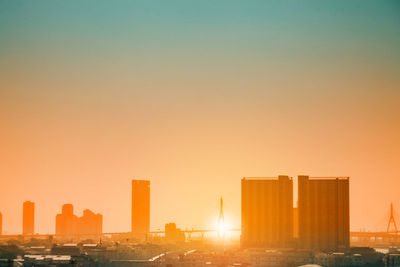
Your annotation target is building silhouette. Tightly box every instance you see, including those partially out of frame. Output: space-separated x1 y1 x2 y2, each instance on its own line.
165 223 185 243
293 206 299 238
387 202 398 233
241 176 293 248
298 175 350 251
56 204 102 238
56 204 78 237
132 180 150 239
23 201 35 235
77 209 102 236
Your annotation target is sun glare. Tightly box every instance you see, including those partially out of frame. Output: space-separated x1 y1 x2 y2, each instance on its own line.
218 219 226 237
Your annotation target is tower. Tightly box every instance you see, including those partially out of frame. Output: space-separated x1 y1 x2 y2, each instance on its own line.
218 197 225 236
241 176 293 248
387 202 398 233
23 201 35 235
131 180 150 239
56 204 78 237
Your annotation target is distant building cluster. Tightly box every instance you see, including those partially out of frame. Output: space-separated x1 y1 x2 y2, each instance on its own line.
0 242 392 267
0 179 151 241
170 247 384 267
4 175 400 267
0 201 103 239
165 223 185 243
56 204 102 238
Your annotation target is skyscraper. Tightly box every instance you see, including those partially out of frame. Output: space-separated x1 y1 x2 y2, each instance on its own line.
77 209 103 236
241 176 293 248
56 204 102 238
298 175 350 251
132 179 150 239
23 201 35 235
56 204 78 237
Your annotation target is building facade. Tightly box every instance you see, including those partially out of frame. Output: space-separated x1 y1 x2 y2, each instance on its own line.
241 176 293 248
23 201 35 235
298 175 350 251
131 180 150 239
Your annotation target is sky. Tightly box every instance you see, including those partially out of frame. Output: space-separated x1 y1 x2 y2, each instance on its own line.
1 0 400 234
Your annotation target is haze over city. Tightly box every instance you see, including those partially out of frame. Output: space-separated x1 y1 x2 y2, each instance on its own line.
1 0 400 238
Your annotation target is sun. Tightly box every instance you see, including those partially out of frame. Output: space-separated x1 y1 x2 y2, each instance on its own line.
218 219 226 237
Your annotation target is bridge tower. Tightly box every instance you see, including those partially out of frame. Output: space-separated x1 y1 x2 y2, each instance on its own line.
218 196 225 236
219 197 224 223
387 202 398 233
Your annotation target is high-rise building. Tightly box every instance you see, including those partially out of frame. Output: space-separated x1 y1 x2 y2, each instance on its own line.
62 204 74 216
23 201 35 235
241 176 293 248
0 212 2 235
77 209 103 236
132 180 150 239
298 175 350 251
56 204 78 237
56 204 102 238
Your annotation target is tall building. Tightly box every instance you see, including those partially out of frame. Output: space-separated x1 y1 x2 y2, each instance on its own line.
56 204 78 237
132 180 150 239
298 175 350 251
23 201 35 235
241 176 293 248
0 212 2 235
56 204 102 238
77 209 103 236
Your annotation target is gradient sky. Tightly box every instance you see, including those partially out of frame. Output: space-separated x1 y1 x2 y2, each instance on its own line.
1 0 400 234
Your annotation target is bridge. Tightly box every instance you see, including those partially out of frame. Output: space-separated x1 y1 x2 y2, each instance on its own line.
350 231 400 247
350 202 400 247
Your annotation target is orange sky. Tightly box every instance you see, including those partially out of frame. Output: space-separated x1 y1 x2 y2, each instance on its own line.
1 0 400 234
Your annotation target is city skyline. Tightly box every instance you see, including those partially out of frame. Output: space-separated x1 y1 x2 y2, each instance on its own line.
1 0 400 236
0 175 396 237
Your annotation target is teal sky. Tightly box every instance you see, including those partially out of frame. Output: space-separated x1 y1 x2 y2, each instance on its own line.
1 0 400 77
1 1 400 234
